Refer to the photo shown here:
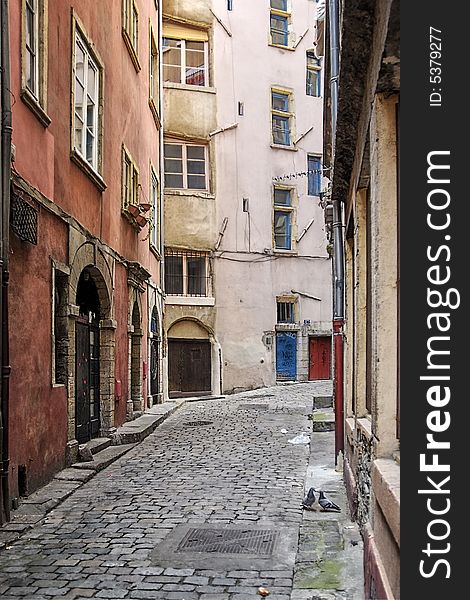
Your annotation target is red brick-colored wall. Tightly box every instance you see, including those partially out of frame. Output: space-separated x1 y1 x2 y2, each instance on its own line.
9 209 69 498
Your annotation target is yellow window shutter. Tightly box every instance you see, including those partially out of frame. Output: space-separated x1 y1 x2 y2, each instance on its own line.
163 22 209 42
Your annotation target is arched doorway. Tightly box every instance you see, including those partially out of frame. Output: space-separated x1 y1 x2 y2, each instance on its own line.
130 301 143 413
168 320 211 398
75 268 101 443
149 307 160 405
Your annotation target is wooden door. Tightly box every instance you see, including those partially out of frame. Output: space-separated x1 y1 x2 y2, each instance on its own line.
276 332 297 380
75 322 100 443
308 336 331 380
168 340 211 397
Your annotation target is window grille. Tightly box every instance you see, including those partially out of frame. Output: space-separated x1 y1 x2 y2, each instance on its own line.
277 301 295 323
165 249 210 297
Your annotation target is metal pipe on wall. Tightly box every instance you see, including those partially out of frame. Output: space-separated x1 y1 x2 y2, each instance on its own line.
0 0 12 524
328 0 345 461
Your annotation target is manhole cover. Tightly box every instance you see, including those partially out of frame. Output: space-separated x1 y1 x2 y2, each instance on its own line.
186 420 213 426
177 527 278 556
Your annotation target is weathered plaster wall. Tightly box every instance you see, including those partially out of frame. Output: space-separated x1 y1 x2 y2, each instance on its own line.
212 0 331 391
163 0 212 24
9 208 68 498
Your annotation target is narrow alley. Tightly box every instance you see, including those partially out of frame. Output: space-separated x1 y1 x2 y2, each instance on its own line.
0 382 362 600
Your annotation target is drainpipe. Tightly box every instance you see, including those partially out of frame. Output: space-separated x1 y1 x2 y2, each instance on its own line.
328 0 345 462
0 0 11 524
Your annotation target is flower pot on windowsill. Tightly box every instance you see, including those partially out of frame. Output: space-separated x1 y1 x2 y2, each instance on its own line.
127 204 141 218
135 214 148 228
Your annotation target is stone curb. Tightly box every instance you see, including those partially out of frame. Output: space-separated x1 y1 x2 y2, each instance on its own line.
0 399 189 551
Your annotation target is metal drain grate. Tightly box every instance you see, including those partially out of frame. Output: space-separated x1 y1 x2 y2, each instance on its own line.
185 420 213 426
177 527 278 555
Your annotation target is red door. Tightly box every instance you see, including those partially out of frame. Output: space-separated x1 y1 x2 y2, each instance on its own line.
309 336 331 380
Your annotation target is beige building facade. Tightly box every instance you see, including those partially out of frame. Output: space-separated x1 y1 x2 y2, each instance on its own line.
322 0 400 597
162 0 332 398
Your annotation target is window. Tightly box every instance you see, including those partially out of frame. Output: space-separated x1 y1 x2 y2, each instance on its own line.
164 142 208 190
306 52 321 96
21 0 50 125
150 167 161 251
270 0 290 47
274 187 294 250
272 90 294 146
122 146 139 209
149 27 159 119
165 250 210 297
308 155 322 196
123 0 140 69
277 300 295 323
73 27 102 176
53 267 69 385
163 37 208 87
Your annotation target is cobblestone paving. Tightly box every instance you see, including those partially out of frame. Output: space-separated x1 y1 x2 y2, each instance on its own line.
0 382 333 600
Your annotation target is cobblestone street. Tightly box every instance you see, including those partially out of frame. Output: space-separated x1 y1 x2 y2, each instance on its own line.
0 382 363 600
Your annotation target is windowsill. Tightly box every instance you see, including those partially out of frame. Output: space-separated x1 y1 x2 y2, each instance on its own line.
164 189 214 199
164 82 216 94
52 383 66 389
275 323 300 332
122 30 141 72
271 143 297 152
70 150 107 192
149 98 161 128
371 458 400 547
268 43 295 52
121 208 142 229
357 416 373 439
20 88 51 128
165 295 215 306
273 249 298 256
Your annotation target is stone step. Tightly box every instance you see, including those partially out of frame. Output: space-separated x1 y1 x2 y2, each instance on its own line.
71 443 136 472
113 402 180 444
309 409 335 432
313 395 333 409
83 437 112 455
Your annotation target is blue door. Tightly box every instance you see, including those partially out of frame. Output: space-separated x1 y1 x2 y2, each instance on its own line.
276 332 297 380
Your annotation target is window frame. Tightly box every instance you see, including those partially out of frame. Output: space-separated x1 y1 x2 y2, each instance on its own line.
270 0 291 48
121 144 139 211
162 37 209 88
273 185 296 251
164 141 209 192
149 23 160 124
21 0 50 126
122 0 141 71
276 299 296 324
307 155 322 196
306 51 322 97
70 16 106 191
164 250 211 297
271 89 294 147
150 164 161 254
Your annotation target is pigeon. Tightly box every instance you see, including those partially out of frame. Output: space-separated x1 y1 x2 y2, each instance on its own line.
302 487 316 507
318 490 341 511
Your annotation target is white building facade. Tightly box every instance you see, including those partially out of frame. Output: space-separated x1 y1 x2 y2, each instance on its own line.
212 0 332 393
162 0 331 398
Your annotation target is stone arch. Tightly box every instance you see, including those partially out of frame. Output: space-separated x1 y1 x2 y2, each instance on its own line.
167 316 214 339
166 318 220 398
69 242 113 319
66 250 116 459
129 299 144 415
